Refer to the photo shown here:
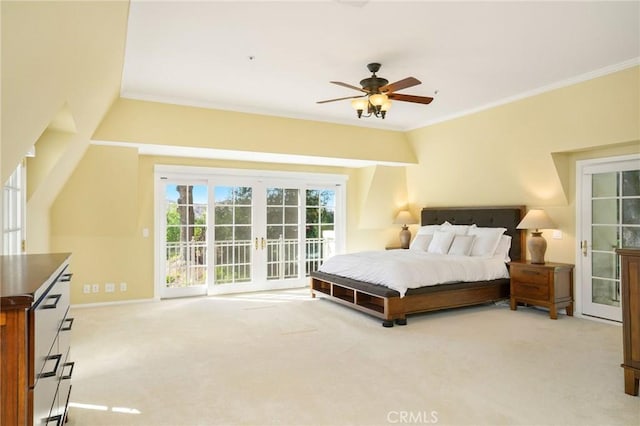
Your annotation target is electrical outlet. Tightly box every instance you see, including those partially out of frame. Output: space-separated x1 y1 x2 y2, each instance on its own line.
552 230 563 240
83 284 91 294
92 283 100 293
105 282 115 293
120 282 127 292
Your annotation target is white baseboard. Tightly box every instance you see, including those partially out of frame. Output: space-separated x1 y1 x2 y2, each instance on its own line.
71 298 156 309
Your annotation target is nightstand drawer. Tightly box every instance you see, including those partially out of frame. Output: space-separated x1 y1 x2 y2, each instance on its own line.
510 266 549 285
512 281 549 300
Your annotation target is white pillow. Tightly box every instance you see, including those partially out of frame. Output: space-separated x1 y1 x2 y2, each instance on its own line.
448 235 475 256
468 227 507 257
493 235 512 262
409 234 433 251
427 230 456 254
441 221 471 235
416 224 441 236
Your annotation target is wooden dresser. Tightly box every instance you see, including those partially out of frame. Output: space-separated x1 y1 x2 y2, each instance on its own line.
1 253 75 424
617 248 640 396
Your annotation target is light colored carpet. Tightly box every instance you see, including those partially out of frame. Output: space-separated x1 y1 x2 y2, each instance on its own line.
66 289 639 426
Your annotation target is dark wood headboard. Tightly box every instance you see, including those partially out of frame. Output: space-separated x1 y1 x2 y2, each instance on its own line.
421 206 526 262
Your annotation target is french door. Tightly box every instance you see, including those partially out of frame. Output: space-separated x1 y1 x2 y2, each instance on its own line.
578 155 640 321
155 166 345 299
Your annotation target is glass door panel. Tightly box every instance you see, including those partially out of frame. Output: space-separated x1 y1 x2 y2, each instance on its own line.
163 183 208 298
266 187 300 281
213 186 253 286
305 189 336 276
582 159 640 321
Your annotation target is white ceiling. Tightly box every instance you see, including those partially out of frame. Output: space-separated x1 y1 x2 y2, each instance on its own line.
121 1 640 132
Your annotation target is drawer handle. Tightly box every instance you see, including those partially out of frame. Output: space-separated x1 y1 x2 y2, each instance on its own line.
60 317 74 332
44 414 62 426
39 353 62 378
59 272 73 282
41 294 61 310
61 361 75 380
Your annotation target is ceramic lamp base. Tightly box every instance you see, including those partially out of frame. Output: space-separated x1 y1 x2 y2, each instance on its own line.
528 231 547 264
399 226 411 249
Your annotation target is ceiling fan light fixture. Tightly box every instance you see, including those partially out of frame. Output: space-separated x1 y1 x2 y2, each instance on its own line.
318 63 433 121
369 93 388 107
351 98 368 118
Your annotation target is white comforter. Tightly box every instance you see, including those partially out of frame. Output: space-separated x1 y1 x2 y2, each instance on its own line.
318 250 509 297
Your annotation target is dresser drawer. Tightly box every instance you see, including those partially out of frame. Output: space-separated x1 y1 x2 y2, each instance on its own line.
512 280 549 300
510 266 549 285
33 270 71 383
32 337 62 425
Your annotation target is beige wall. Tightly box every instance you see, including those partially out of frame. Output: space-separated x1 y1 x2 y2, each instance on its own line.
406 66 639 265
93 98 415 165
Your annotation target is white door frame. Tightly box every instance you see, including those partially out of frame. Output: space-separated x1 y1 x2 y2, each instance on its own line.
154 165 347 300
575 153 640 321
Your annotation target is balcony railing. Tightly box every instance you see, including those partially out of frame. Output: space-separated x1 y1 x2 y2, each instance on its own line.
165 237 334 287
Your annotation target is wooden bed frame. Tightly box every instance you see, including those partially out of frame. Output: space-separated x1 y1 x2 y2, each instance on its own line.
310 206 526 327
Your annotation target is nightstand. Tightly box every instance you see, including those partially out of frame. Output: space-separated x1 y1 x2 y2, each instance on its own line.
508 260 574 319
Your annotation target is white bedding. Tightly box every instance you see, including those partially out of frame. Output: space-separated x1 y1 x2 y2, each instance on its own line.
318 250 509 297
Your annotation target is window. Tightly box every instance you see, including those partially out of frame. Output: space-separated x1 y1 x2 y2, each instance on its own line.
3 161 26 254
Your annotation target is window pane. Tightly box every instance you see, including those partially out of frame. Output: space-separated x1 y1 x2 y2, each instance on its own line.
622 199 640 225
267 188 283 205
284 207 298 224
267 225 282 239
234 187 252 205
622 227 640 248
592 252 617 279
306 207 318 223
592 172 618 197
592 199 617 224
306 190 319 206
320 207 335 224
267 207 283 224
306 225 319 239
215 226 233 241
592 278 620 307
622 170 640 196
284 225 298 239
235 225 251 241
592 226 618 251
215 206 233 224
285 189 298 205
235 206 251 224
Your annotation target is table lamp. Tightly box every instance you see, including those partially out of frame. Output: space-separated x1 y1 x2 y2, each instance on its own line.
516 209 556 264
394 210 418 249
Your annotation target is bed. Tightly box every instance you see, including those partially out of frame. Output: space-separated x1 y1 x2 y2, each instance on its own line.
310 206 526 327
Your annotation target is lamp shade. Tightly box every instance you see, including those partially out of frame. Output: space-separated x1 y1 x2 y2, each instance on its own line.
393 210 417 226
516 209 556 231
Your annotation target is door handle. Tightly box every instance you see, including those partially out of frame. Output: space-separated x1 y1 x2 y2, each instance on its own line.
261 237 266 250
581 240 588 257
255 237 258 250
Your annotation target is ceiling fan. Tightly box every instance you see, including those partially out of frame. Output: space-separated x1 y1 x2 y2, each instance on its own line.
317 63 433 119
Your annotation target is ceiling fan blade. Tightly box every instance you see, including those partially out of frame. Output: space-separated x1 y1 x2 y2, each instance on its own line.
330 81 367 93
316 94 367 104
387 93 434 104
381 77 421 93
